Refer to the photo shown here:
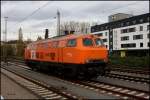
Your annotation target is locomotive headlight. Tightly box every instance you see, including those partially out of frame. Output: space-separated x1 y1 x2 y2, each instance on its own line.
103 58 108 63
85 59 90 63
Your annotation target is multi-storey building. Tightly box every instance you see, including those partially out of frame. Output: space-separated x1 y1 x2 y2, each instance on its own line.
91 13 149 56
108 13 133 22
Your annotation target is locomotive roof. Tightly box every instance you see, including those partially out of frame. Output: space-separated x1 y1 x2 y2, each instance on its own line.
28 33 95 45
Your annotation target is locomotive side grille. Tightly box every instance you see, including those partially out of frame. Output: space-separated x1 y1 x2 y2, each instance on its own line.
86 59 104 63
89 59 102 63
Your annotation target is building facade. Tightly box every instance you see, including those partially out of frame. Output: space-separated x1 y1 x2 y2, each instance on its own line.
108 13 133 22
91 13 149 56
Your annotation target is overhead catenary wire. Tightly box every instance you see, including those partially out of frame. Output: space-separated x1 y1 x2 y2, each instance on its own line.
92 1 148 25
9 1 53 30
101 1 140 14
2 1 54 41
2 1 148 41
18 1 52 24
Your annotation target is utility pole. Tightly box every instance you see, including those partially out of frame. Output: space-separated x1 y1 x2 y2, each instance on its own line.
57 10 60 36
4 17 8 64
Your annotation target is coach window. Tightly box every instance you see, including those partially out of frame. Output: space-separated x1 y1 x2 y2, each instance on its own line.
83 38 93 46
52 41 59 48
67 39 76 47
44 43 48 48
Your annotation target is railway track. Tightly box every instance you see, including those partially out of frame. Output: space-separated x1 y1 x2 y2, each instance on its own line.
104 73 150 84
6 57 150 75
71 80 149 100
1 62 149 99
7 59 149 84
110 64 150 75
1 65 82 99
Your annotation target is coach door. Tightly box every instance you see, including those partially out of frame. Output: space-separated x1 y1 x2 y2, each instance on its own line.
58 40 65 63
58 48 63 63
31 50 36 59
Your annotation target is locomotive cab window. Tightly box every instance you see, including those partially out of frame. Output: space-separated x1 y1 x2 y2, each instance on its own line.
95 38 104 46
83 38 93 46
67 39 76 47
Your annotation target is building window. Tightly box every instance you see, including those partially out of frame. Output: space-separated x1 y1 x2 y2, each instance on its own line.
105 26 108 30
121 27 136 33
110 35 112 38
148 34 150 39
110 42 113 45
133 20 136 24
148 42 150 47
96 33 103 36
139 26 143 31
121 36 129 41
126 22 130 25
121 43 136 48
147 17 149 21
147 25 150 30
128 27 136 32
140 19 143 23
133 34 143 40
140 43 143 47
91 28 95 32
121 23 124 27
103 39 107 42
105 32 107 36
121 29 128 33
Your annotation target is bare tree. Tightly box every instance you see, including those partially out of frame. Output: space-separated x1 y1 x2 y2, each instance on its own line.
37 36 43 41
60 21 91 35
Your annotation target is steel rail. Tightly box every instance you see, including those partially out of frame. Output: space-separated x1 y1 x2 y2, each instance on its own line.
3 62 149 100
1 65 82 100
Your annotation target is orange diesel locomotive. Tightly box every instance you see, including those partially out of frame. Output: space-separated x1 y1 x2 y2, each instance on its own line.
25 34 109 78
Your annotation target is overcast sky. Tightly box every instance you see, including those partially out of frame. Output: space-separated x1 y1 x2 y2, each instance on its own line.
1 1 149 41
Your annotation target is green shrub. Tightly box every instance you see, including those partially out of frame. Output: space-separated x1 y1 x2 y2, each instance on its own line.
109 55 149 69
